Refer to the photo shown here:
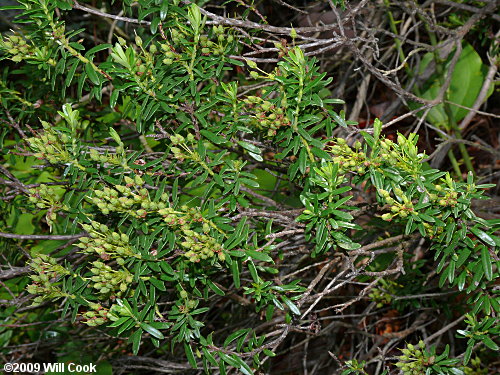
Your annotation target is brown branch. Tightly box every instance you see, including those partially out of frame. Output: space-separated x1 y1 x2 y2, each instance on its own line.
0 266 30 280
73 1 151 25
0 232 86 240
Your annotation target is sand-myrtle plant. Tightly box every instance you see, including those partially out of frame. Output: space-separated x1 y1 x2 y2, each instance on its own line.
1 1 499 374
396 341 460 375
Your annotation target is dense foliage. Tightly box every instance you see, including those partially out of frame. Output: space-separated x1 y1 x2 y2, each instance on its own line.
0 1 499 374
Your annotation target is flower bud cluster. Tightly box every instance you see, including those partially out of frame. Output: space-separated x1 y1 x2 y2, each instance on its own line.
77 220 139 260
108 304 132 320
28 184 60 209
242 96 290 137
395 340 430 374
181 226 225 263
379 137 423 174
170 133 195 146
28 184 66 230
378 188 415 222
160 42 181 66
27 254 70 305
432 183 459 207
82 303 111 326
0 34 53 64
463 357 487 375
200 25 234 56
368 279 401 308
27 122 72 164
169 133 197 161
88 148 126 166
178 289 198 312
330 138 373 175
421 222 444 239
89 176 166 217
157 204 225 262
170 29 182 44
89 260 133 296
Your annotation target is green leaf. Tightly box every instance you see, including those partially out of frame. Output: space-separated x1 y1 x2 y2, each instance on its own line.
231 261 240 288
281 296 300 315
219 352 240 367
150 17 161 34
85 62 100 85
140 322 164 339
482 336 498 351
418 213 435 222
413 43 493 126
202 347 218 366
247 260 259 283
456 248 471 268
223 329 249 348
248 152 263 161
201 130 227 144
108 317 131 328
481 246 493 281
263 349 276 357
109 127 122 144
238 141 261 155
445 221 456 245
470 227 496 247
150 277 166 291
184 342 197 369
160 1 169 19
207 280 225 296
130 329 142 355
298 148 307 174
245 249 273 263
65 60 79 87
232 355 253 375
85 44 112 57
331 209 353 221
463 344 473 365
110 90 120 108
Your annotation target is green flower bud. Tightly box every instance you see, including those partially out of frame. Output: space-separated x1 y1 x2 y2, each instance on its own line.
381 213 393 221
246 59 257 69
134 175 144 186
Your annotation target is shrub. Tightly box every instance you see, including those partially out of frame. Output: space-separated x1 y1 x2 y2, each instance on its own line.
0 1 498 373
